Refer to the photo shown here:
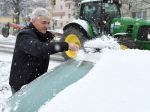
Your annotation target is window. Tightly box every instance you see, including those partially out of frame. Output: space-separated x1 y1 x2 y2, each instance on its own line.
60 23 63 27
80 2 120 20
66 21 69 24
55 21 57 26
68 14 71 18
132 11 146 19
60 5 63 10
68 3 71 9
81 3 99 19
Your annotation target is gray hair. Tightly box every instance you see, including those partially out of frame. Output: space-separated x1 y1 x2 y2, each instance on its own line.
31 7 50 19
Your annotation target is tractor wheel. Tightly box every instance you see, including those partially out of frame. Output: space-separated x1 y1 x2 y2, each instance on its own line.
2 27 9 38
60 26 87 60
117 37 139 50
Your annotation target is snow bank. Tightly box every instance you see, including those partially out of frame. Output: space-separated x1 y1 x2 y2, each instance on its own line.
38 49 150 112
84 35 120 53
0 35 16 43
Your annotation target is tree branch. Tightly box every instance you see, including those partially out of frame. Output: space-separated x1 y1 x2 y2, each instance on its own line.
143 0 150 4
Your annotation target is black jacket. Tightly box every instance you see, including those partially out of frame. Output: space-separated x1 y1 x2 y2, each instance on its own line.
9 23 68 91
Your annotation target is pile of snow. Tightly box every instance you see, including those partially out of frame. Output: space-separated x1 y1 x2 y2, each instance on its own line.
38 35 150 112
0 35 16 110
0 35 16 44
38 49 150 112
84 35 120 53
0 52 13 111
76 35 120 61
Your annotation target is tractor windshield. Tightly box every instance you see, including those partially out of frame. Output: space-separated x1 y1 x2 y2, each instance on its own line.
80 2 120 21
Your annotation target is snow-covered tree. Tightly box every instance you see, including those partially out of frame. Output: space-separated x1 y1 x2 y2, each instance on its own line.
2 0 50 24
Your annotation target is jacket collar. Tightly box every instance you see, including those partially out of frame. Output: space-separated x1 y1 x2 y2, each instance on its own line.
28 23 45 36
27 23 54 41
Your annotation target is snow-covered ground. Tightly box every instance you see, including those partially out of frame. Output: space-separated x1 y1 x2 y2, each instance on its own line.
0 35 61 110
0 35 16 44
1 34 150 112
0 52 12 107
0 35 16 107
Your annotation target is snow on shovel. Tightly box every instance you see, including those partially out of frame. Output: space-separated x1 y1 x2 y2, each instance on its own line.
83 35 120 53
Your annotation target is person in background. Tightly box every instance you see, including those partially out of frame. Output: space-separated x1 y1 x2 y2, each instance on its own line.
9 7 79 94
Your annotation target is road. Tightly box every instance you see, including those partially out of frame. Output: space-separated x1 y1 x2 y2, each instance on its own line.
0 41 65 62
0 37 64 106
0 41 14 53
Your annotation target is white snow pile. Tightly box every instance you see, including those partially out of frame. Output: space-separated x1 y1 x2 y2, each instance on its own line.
75 35 120 63
83 35 120 53
0 35 16 44
38 49 150 112
0 53 12 112
38 35 150 112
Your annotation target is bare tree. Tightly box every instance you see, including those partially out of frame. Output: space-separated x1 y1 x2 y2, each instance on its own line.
143 0 150 4
2 0 50 24
3 0 23 24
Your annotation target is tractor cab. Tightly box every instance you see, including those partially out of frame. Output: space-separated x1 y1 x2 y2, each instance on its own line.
79 0 121 35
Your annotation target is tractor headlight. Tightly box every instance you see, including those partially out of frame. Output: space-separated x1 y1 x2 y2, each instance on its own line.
147 34 150 40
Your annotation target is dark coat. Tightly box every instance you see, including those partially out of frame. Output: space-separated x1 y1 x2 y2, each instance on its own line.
9 23 68 91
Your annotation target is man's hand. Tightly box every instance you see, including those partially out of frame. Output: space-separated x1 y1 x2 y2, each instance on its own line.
68 43 79 51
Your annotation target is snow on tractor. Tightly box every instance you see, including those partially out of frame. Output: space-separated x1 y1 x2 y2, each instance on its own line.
1 22 24 37
61 0 150 60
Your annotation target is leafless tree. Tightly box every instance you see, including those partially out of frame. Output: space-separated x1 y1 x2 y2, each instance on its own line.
2 0 50 24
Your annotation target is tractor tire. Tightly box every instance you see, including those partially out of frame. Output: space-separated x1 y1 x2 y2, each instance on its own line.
60 26 87 60
2 27 9 38
117 37 139 50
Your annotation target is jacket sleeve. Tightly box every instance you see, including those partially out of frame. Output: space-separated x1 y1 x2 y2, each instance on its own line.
16 31 69 58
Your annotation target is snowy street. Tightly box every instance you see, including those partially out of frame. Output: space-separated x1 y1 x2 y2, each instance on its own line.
1 34 150 112
0 35 16 106
0 35 62 109
0 52 12 106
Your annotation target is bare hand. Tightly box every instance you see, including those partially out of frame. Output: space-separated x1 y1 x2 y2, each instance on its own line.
68 43 79 51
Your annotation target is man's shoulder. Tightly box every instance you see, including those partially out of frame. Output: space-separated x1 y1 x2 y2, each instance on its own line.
18 28 34 35
17 28 37 39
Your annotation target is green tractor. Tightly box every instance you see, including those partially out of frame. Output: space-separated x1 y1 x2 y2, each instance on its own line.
61 0 150 60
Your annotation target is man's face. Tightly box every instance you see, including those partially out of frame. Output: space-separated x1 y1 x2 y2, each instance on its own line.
32 16 50 34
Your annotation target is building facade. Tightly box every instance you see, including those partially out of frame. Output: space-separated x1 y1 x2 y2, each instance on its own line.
50 0 76 30
121 0 150 20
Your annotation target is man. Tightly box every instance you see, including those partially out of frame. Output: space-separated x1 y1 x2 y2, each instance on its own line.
9 8 79 94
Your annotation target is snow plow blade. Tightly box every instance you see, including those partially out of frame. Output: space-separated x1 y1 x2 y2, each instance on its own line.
3 59 94 112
